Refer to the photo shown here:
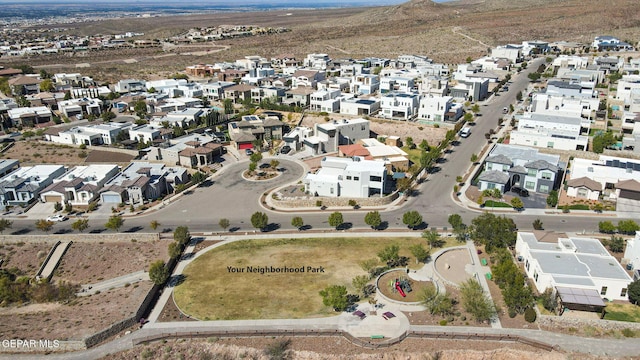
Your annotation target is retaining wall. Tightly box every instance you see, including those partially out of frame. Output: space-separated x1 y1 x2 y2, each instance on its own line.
272 192 399 209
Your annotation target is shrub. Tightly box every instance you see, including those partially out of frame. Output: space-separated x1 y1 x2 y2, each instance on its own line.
524 307 537 323
316 200 322 207
508 309 517 318
621 328 636 338
439 319 448 326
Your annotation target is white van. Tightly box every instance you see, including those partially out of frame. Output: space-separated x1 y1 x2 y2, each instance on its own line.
459 127 471 138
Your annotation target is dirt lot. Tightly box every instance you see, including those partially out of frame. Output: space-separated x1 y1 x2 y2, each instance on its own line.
55 240 168 284
0 140 135 166
106 337 572 360
0 238 168 340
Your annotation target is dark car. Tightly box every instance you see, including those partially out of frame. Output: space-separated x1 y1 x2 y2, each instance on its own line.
511 186 529 197
280 145 291 154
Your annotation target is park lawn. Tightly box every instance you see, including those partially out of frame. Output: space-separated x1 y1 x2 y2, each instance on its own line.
173 237 432 320
604 303 640 322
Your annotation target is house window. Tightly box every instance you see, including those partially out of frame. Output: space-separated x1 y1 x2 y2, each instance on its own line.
577 188 588 198
487 164 493 170
539 185 549 193
541 172 552 180
370 175 382 182
547 142 554 148
527 169 537 177
503 165 509 171
533 272 538 282
487 183 496 190
601 286 608 295
525 259 530 271
346 176 352 180
525 181 535 190
353 176 359 181
330 188 334 194
621 288 628 297
533 141 538 146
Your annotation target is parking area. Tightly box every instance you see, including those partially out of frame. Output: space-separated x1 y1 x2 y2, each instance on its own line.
505 189 548 209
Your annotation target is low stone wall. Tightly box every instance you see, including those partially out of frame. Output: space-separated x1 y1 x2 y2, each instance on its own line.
0 233 160 244
83 317 138 349
272 192 399 209
538 314 640 331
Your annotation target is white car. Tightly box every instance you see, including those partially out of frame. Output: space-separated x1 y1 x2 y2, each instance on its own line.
46 214 67 222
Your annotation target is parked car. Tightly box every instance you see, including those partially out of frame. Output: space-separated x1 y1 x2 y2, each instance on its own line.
280 145 291 154
459 127 471 138
245 149 254 156
46 214 68 222
510 186 529 197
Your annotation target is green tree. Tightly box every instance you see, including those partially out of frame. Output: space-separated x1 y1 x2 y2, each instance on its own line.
470 153 478 163
35 219 54 233
402 210 423 230
223 98 234 115
377 244 400 262
470 213 517 252
364 211 382 230
150 220 160 231
471 104 480 114
191 171 207 184
71 218 89 233
101 111 117 122
409 243 429 264
422 229 444 249
448 214 464 231
104 215 124 232
54 201 63 212
133 100 147 119
599 220 617 234
251 211 269 231
418 139 429 150
359 258 378 273
168 241 182 259
149 260 169 285
546 190 558 207
173 226 191 246
459 278 496 322
628 279 640 305
0 219 13 234
219 218 230 231
609 235 625 253
352 275 370 297
618 220 640 235
319 285 348 311
528 72 541 82
463 112 474 123
510 197 524 210
328 211 344 229
250 152 263 163
248 162 257 173
270 159 280 170
419 285 454 316
291 216 304 230
39 79 54 92
532 218 544 230
405 136 414 149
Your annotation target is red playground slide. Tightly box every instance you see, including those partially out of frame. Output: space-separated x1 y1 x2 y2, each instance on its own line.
395 280 406 297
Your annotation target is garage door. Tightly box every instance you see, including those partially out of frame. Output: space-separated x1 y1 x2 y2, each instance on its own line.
101 194 121 203
43 195 63 203
238 142 253 150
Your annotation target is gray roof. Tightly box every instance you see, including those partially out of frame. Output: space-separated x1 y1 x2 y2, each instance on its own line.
556 286 605 307
485 154 512 165
525 159 559 172
509 165 528 174
478 170 510 184
547 80 582 90
567 176 601 191
489 144 560 167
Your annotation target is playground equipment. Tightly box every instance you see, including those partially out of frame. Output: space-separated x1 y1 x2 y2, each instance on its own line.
395 280 406 297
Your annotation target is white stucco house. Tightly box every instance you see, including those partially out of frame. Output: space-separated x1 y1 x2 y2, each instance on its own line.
304 156 388 198
516 232 632 302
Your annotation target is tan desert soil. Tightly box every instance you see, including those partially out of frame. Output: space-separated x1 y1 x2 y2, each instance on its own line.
105 337 574 360
0 282 152 340
0 242 53 276
55 240 169 284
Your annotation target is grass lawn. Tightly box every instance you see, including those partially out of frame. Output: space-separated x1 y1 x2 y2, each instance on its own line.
604 303 640 322
173 237 443 320
401 146 423 166
483 200 512 208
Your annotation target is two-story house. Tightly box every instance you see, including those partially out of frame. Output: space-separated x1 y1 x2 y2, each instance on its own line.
416 95 463 124
304 156 389 198
380 92 419 120
39 164 120 205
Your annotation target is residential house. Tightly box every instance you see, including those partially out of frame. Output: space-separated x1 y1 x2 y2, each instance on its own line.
223 83 254 103
227 115 285 150
114 79 146 93
471 57 511 71
417 95 463 124
129 124 161 145
250 86 286 104
567 155 640 209
357 138 410 171
491 45 522 63
304 156 389 198
551 55 590 70
8 75 41 95
516 232 632 303
48 122 132 146
291 69 326 89
7 106 52 127
304 118 370 155
57 97 103 118
303 53 330 69
592 36 634 51
339 97 380 117
623 232 640 272
39 164 120 205
283 126 313 151
151 132 223 167
351 74 380 95
478 143 561 194
546 80 597 99
100 162 188 205
0 159 20 178
380 77 414 94
309 89 342 112
615 75 640 105
510 112 590 151
380 92 419 120
0 165 66 207
449 77 489 102
201 81 235 100
530 93 599 119
283 87 314 107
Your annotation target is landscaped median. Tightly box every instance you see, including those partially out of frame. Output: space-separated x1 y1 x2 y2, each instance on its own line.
172 237 428 320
